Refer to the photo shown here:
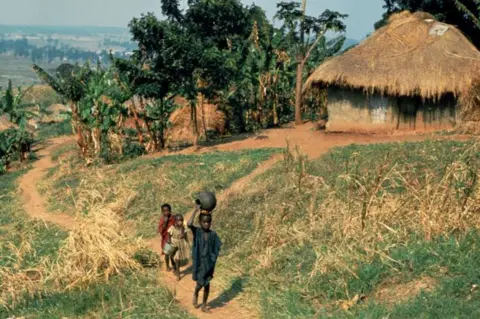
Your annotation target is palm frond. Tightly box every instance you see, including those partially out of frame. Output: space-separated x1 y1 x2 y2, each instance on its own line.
32 64 65 96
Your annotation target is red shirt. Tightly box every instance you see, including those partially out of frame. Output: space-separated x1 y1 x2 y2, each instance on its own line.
158 215 175 253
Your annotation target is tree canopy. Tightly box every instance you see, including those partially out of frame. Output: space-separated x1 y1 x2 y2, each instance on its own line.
30 0 349 161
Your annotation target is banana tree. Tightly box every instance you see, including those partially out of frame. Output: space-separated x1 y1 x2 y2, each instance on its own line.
1 80 37 126
231 17 296 130
0 129 15 172
75 63 129 158
33 64 85 153
111 56 146 146
0 80 36 162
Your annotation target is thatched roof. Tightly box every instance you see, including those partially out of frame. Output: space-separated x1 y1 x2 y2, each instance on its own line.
305 11 480 99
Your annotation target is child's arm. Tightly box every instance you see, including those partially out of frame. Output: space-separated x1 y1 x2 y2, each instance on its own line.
167 226 173 244
182 223 189 242
187 204 200 230
161 216 170 232
158 218 163 234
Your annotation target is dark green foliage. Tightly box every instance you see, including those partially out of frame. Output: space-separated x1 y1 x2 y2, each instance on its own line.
0 80 37 171
122 140 146 159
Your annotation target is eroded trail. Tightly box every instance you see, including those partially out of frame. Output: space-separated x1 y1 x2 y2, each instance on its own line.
19 137 75 230
149 154 283 319
20 136 272 319
18 127 471 319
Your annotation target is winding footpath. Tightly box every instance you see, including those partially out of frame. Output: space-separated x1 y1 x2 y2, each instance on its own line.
17 128 470 318
19 136 272 319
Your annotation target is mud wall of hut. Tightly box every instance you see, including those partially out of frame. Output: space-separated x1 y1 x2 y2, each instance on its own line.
325 87 457 133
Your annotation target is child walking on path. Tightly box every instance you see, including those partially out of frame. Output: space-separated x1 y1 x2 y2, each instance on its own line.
167 214 191 280
188 205 222 313
158 203 176 271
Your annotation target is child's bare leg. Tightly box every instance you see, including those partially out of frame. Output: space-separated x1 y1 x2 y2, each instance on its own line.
171 257 180 280
193 283 202 308
164 255 171 271
201 284 210 313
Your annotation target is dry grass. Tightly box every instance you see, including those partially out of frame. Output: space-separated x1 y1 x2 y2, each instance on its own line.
40 147 278 238
168 102 226 144
373 276 436 306
212 139 480 316
47 206 146 290
245 142 480 275
0 242 44 310
0 198 147 310
459 76 480 133
305 11 480 99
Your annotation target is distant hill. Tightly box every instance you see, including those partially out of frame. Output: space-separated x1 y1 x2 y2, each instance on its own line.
342 38 359 50
0 25 128 37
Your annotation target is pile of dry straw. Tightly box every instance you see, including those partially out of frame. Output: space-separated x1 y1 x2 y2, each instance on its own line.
0 193 150 309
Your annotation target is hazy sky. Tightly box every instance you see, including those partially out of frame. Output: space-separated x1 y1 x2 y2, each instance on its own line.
0 0 385 40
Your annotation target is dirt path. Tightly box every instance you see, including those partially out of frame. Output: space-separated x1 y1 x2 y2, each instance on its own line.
19 137 75 230
148 154 284 319
19 136 275 319
17 125 473 319
148 123 471 159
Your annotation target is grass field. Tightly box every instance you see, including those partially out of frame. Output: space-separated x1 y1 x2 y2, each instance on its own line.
0 54 59 88
211 139 480 318
0 161 192 318
6 127 480 318
38 147 280 237
36 119 72 141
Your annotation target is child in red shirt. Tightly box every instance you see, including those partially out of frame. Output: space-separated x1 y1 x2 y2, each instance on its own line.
158 203 176 271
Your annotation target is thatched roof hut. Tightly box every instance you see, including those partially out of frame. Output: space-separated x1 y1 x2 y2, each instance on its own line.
305 11 480 133
306 11 480 98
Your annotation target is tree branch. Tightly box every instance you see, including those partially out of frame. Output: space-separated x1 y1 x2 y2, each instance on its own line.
455 0 480 29
303 32 324 64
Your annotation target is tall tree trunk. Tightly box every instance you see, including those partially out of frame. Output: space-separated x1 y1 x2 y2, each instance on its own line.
191 103 199 147
70 102 86 157
92 128 101 156
295 60 305 126
273 92 279 126
258 75 264 126
200 94 208 142
273 72 279 126
144 119 159 153
158 99 166 149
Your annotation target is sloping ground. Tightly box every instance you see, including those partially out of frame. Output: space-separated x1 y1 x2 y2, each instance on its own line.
19 137 74 230
148 122 469 159
17 124 477 318
20 138 276 318
213 138 480 318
